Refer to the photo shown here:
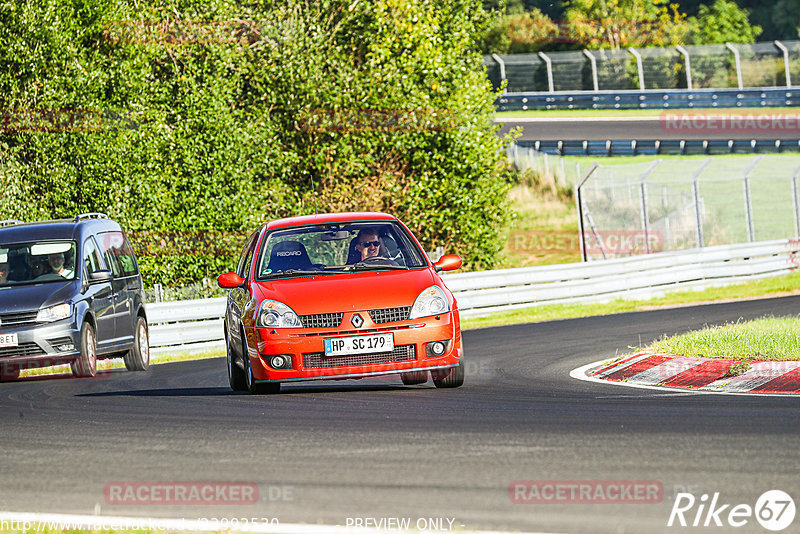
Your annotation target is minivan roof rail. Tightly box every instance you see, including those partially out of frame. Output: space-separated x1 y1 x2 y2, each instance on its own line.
0 220 24 227
75 213 109 221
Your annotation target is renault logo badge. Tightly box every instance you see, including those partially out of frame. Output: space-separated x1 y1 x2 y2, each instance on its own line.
351 313 363 328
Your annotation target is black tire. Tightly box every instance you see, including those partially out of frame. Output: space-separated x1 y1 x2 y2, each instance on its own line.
401 371 428 385
243 330 279 395
0 363 20 382
71 322 98 378
432 360 464 389
123 316 150 371
227 329 247 392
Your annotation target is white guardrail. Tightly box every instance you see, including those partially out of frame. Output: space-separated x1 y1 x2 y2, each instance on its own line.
147 238 800 354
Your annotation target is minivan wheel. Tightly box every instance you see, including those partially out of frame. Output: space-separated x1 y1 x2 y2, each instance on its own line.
71 322 98 378
124 316 150 371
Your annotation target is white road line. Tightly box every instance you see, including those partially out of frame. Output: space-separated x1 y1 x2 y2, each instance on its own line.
0 512 565 534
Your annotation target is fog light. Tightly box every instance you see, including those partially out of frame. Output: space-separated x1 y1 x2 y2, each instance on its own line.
427 341 448 358
268 355 292 369
56 343 75 352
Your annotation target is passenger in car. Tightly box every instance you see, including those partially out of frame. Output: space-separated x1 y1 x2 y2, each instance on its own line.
0 259 8 284
46 253 74 278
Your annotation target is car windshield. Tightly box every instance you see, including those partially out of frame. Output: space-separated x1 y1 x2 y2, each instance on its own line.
0 240 77 287
255 221 428 279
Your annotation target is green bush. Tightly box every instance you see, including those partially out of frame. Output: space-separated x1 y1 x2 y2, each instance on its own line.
0 0 513 286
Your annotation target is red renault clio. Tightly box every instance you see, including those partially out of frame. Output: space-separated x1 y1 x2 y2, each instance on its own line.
217 212 464 394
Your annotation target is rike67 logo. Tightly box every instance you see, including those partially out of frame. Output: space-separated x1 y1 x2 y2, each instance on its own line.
668 490 796 531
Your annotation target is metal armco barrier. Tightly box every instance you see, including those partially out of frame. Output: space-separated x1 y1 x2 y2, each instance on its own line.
517 139 800 157
147 239 799 353
496 88 800 112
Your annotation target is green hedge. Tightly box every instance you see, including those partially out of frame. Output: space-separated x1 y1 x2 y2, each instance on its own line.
0 0 514 286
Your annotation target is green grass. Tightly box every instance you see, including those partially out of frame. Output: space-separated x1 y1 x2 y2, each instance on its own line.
638 316 800 361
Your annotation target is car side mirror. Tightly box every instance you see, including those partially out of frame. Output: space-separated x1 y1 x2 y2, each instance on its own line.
218 272 246 289
88 269 113 284
433 254 462 272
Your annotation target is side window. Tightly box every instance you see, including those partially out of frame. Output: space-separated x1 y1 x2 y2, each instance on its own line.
97 231 139 277
237 232 259 279
83 238 105 276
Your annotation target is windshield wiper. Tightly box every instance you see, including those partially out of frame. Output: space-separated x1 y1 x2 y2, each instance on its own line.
263 269 325 277
349 262 409 270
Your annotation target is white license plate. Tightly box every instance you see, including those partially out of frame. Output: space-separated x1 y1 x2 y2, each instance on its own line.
0 333 18 347
324 333 394 357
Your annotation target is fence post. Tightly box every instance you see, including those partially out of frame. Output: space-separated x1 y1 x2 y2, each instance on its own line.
774 41 792 87
576 163 600 261
538 51 554 92
742 156 763 242
638 160 661 254
582 49 599 91
726 43 744 90
629 48 645 90
793 164 800 237
491 54 507 94
691 159 712 248
676 45 693 90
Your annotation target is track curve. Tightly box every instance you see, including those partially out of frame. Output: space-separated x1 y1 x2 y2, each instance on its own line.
2 295 800 533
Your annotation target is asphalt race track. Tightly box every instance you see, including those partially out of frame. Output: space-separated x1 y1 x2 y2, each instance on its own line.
494 116 787 142
2 295 800 534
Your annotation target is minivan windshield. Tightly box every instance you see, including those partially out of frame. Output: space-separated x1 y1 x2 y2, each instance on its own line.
256 221 428 279
0 241 77 287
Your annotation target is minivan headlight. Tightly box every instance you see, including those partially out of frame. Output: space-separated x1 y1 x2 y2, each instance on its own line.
36 303 72 323
409 286 450 319
256 300 302 328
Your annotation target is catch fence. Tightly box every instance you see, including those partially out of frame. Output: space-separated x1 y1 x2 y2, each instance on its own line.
486 40 800 95
576 155 800 261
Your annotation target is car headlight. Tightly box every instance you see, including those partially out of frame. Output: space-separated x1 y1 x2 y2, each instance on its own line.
36 303 72 323
409 286 450 319
256 300 302 328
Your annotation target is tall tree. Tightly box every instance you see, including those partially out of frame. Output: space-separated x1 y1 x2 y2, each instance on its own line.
686 0 761 44
564 0 689 49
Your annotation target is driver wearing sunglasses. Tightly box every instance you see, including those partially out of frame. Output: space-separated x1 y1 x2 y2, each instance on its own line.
355 230 382 262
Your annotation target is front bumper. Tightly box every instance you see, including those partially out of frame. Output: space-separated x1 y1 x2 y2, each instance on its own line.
0 318 81 372
247 310 462 383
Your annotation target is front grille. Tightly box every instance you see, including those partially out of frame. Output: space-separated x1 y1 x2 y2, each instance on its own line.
302 345 416 369
299 313 343 329
0 343 46 359
368 306 411 324
0 311 39 327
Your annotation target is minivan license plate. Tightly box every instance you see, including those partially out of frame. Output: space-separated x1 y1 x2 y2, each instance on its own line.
324 333 394 357
0 333 18 347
